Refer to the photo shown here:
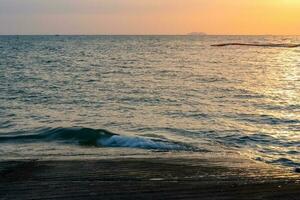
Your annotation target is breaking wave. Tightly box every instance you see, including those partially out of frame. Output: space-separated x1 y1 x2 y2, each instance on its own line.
0 127 195 151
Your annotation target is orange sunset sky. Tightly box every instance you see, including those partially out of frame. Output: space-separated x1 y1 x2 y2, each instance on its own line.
0 0 300 35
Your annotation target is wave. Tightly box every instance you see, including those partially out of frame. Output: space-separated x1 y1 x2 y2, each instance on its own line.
0 127 194 151
268 158 300 168
211 43 300 48
217 133 300 148
233 113 299 125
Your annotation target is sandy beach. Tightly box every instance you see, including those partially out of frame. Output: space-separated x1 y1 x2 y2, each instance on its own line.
1 153 300 200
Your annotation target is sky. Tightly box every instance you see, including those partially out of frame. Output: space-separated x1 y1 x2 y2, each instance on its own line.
0 0 300 35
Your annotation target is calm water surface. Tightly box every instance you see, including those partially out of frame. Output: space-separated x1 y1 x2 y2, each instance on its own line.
0 36 299 169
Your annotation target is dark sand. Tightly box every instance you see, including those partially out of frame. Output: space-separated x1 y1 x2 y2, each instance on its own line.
1 155 300 200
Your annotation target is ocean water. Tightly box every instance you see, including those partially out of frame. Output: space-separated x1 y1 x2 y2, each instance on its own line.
0 35 299 169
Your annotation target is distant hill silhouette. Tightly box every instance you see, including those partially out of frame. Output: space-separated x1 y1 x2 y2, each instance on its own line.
187 32 207 36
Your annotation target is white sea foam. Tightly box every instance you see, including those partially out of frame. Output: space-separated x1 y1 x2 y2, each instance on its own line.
98 135 185 150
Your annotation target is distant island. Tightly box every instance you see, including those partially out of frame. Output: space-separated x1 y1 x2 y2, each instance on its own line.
187 32 207 36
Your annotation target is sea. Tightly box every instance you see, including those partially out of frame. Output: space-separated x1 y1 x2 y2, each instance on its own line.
0 35 299 169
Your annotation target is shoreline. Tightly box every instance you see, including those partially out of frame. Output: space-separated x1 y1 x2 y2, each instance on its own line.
1 155 300 199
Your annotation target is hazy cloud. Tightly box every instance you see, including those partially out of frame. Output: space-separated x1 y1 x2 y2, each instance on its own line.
0 0 207 15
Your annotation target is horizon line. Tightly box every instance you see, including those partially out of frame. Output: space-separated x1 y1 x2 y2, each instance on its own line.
0 34 299 36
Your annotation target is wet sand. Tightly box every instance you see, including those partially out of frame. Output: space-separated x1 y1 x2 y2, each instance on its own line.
1 155 300 200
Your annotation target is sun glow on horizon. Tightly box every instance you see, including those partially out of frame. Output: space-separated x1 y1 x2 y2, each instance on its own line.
0 0 300 35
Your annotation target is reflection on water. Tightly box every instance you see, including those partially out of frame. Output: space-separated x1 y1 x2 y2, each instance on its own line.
0 35 299 169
